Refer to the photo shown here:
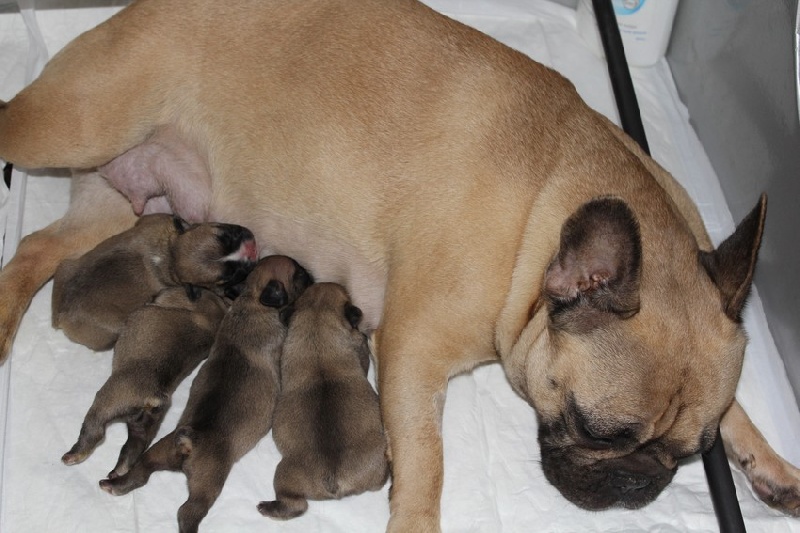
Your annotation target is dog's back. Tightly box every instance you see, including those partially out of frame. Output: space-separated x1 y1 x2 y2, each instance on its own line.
262 283 387 520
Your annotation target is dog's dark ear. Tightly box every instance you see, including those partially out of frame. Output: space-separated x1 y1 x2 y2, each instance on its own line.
344 303 363 329
544 197 641 333
172 216 190 235
184 284 202 302
699 194 767 322
279 305 295 326
260 280 288 308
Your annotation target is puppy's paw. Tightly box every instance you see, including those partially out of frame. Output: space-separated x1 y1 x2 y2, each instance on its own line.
99 474 141 496
98 477 129 496
61 449 89 466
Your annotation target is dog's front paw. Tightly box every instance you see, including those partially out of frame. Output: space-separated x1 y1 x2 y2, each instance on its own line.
386 512 441 533
0 303 22 364
749 457 800 516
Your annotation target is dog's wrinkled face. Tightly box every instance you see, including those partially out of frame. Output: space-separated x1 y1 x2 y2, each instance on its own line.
506 196 766 510
170 217 258 287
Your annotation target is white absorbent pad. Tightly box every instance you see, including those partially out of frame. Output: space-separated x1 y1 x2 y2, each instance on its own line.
1 1 799 532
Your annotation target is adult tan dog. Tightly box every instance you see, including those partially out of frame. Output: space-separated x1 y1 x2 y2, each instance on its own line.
0 0 798 530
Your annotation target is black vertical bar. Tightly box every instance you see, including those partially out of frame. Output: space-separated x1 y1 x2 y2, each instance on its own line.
703 432 747 532
3 163 11 188
591 0 649 155
590 1 746 532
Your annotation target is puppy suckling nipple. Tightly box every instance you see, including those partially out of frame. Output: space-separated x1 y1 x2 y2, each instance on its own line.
224 238 259 264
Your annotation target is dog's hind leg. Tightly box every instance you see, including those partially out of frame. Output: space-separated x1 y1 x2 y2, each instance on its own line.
99 429 185 496
721 400 800 516
177 452 232 533
0 172 136 363
0 1 181 170
62 377 143 466
111 396 171 478
258 458 310 520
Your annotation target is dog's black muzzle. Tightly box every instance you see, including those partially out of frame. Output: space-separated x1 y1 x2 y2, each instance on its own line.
539 422 677 510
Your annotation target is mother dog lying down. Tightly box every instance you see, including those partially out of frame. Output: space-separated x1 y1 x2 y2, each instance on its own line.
0 0 798 530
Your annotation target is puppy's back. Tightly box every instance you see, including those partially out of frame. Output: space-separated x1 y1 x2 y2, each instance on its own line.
51 215 173 350
274 283 388 498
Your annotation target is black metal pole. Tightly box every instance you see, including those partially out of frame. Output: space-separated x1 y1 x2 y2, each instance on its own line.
3 163 11 188
589 1 746 532
703 431 747 532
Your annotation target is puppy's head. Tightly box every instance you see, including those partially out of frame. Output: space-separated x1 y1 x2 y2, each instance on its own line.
505 195 766 510
234 255 313 308
280 282 370 374
169 217 258 288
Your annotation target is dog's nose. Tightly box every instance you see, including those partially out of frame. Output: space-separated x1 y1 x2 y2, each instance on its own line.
610 470 652 494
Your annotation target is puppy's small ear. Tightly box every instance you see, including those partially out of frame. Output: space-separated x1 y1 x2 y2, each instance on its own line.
172 216 190 235
293 262 314 290
260 280 288 308
700 194 767 322
279 305 295 326
224 282 244 300
344 303 363 329
184 284 202 302
544 197 641 333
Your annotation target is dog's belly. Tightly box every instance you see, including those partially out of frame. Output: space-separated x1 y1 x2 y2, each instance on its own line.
99 126 211 222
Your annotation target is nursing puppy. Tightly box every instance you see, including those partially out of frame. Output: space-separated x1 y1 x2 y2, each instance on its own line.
259 282 388 520
52 213 256 351
61 286 228 478
1 0 800 529
99 255 312 533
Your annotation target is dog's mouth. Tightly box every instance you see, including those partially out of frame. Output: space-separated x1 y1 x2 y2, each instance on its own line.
540 444 677 510
538 421 677 510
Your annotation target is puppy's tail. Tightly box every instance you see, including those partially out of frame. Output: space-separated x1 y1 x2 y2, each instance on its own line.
175 426 196 457
323 471 340 496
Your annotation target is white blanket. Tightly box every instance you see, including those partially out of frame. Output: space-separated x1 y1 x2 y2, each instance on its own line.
1 1 799 531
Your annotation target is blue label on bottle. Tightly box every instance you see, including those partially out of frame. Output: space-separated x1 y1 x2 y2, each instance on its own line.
613 0 645 15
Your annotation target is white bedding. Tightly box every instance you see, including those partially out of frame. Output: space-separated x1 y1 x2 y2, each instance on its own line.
1 1 799 531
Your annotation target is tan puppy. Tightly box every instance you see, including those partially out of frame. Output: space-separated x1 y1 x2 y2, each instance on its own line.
61 286 228 478
0 0 798 530
259 282 388 520
52 213 256 351
98 255 312 533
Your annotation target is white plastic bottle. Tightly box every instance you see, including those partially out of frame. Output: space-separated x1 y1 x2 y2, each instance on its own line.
576 0 680 67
